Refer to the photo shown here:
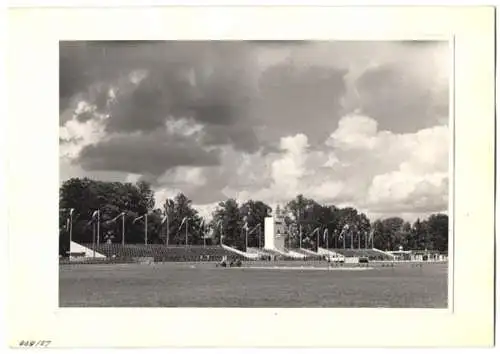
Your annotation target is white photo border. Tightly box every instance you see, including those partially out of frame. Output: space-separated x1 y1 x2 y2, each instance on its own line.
7 6 495 348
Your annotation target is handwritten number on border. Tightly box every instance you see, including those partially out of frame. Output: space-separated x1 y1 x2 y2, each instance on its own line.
18 340 52 348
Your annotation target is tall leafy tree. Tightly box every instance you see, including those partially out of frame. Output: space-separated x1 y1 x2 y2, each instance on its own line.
410 218 427 250
59 178 157 244
169 193 202 245
160 198 175 245
211 199 242 249
239 200 271 248
426 214 449 252
372 219 386 250
380 217 404 251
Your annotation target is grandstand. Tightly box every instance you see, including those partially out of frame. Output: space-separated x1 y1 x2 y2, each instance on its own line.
68 241 396 264
81 243 244 262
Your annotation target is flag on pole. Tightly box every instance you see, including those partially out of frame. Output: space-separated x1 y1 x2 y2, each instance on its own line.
323 228 328 242
160 215 168 225
216 220 224 240
65 208 75 231
248 223 260 234
208 221 218 238
216 219 223 233
243 221 248 231
339 224 349 240
133 215 145 224
179 216 188 231
87 209 100 225
309 227 320 236
106 212 125 224
200 219 205 231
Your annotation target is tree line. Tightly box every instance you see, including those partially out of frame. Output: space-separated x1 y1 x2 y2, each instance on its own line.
59 178 449 255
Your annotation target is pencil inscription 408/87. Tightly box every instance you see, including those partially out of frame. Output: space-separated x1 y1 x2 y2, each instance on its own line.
18 340 51 348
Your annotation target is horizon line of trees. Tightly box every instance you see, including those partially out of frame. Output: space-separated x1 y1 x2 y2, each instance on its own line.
59 178 449 255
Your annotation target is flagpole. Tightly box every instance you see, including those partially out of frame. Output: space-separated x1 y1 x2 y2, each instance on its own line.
343 229 346 249
69 212 73 251
166 214 169 247
358 230 361 249
122 213 125 246
350 229 353 249
185 219 188 247
299 224 302 249
97 210 100 246
144 213 148 245
245 224 248 251
202 221 206 247
92 224 96 258
326 229 329 250
220 221 223 246
316 228 319 252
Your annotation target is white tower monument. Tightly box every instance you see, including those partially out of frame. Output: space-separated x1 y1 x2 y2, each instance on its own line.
264 207 286 251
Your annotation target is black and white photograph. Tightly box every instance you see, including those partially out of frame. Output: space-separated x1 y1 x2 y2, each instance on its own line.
6 5 496 349
58 40 451 308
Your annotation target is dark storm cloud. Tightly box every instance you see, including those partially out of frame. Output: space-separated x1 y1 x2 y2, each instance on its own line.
60 41 263 152
255 62 347 147
355 63 448 132
78 132 220 176
60 41 167 105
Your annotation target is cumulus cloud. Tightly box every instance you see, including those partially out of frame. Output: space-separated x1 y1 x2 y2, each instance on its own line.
59 105 108 160
209 114 448 219
367 171 448 214
325 114 448 216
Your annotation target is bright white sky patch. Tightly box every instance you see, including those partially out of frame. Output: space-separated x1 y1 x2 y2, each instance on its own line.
165 117 204 139
59 103 107 159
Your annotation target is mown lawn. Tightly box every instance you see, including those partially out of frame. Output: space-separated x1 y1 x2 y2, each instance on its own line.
59 262 448 308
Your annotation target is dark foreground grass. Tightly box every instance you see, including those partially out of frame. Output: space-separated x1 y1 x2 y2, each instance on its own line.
59 261 448 308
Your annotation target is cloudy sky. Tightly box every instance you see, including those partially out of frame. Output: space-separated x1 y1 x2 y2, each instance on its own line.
59 40 450 221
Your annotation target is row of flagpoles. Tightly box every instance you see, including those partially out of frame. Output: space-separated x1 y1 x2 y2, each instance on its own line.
284 223 375 250
62 209 375 251
63 209 218 249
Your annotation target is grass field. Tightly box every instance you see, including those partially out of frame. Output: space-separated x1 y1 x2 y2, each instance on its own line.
59 261 448 308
